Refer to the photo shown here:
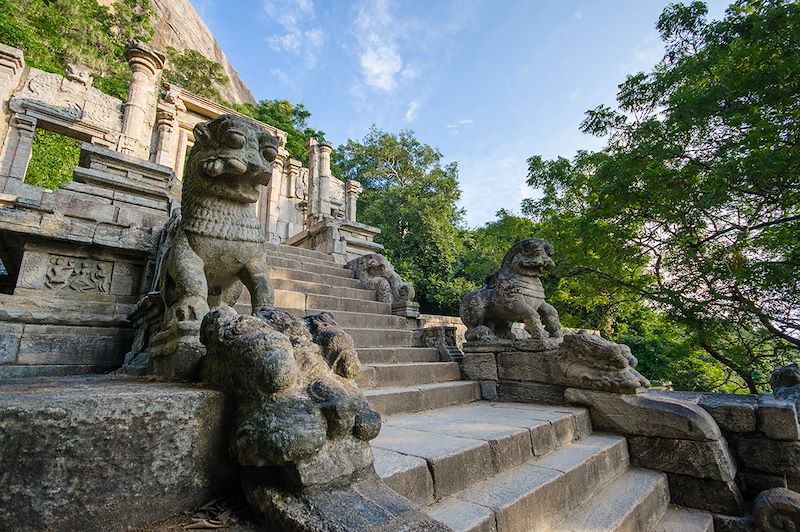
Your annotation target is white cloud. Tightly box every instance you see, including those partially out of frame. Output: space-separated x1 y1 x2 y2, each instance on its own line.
403 101 418 122
270 68 292 85
263 0 324 68
352 0 405 92
446 118 474 133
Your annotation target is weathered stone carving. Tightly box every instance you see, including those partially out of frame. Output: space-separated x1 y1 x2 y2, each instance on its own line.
421 325 463 362
346 253 420 318
557 331 650 393
149 115 280 379
201 306 444 530
460 238 561 343
44 256 112 293
770 363 800 399
754 488 800 531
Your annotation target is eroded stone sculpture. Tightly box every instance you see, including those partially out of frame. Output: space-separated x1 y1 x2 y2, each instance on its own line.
460 238 561 343
346 253 420 318
770 362 800 399
558 331 650 393
754 488 800 531
149 114 280 379
200 306 446 530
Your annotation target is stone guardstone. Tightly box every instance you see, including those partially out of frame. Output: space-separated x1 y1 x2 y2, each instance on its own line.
627 436 737 481
497 349 558 383
758 395 800 440
147 320 204 381
564 388 722 440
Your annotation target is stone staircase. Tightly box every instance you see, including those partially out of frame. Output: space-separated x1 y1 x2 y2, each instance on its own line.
244 245 714 532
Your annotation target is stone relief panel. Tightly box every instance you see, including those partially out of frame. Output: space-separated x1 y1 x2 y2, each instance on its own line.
12 68 123 133
44 256 112 293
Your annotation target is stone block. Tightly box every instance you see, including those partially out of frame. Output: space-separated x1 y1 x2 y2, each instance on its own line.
497 380 566 405
565 388 722 440
628 436 736 481
758 395 800 440
713 514 756 532
480 380 498 400
667 473 745 515
0 323 22 364
462 340 512 353
461 352 498 381
427 499 496 532
738 471 787 498
737 437 800 476
0 376 233 531
17 324 133 367
699 394 757 433
496 350 557 383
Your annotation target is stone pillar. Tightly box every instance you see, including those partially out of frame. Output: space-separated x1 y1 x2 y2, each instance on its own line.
317 141 332 219
0 44 25 177
174 129 190 181
345 180 362 222
1 114 36 192
263 152 286 243
153 88 184 169
305 138 319 225
286 158 302 198
119 40 164 159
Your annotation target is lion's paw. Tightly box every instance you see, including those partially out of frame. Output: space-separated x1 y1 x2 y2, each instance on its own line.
173 296 210 322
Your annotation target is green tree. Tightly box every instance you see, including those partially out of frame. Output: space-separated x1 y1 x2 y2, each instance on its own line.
524 0 800 393
163 46 229 103
25 129 81 189
0 0 153 100
235 100 326 162
336 127 470 314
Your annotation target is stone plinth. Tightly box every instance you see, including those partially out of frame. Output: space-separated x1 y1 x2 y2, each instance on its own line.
0 375 233 531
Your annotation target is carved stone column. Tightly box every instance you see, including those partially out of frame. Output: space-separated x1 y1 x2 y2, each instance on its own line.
346 180 362 222
262 152 286 242
153 87 185 170
1 114 36 192
0 44 25 179
317 141 333 218
119 40 164 159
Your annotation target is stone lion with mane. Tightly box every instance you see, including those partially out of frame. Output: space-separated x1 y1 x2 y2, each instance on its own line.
159 114 279 325
460 238 562 342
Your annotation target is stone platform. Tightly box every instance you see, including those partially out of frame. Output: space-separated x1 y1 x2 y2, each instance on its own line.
0 375 233 531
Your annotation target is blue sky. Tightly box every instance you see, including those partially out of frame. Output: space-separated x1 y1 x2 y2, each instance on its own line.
192 0 730 227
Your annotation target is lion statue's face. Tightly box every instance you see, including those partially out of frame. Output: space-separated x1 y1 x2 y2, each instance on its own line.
188 115 280 203
504 238 555 277
364 254 390 276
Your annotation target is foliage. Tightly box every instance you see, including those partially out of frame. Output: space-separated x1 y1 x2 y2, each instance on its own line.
0 0 153 100
335 126 470 314
458 209 537 286
25 129 81 190
235 100 326 162
523 0 800 393
163 46 229 104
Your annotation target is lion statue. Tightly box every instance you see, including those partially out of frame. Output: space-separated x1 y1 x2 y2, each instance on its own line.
460 238 562 342
345 253 415 306
160 114 279 325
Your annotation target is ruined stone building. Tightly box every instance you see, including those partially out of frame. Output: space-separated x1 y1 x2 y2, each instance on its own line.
0 40 380 378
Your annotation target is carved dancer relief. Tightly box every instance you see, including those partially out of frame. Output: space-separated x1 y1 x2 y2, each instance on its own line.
44 256 112 293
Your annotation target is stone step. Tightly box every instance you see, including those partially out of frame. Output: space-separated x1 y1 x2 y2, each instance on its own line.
552 468 669 532
268 242 338 262
269 265 363 289
423 432 629 532
305 309 415 330
373 402 593 507
269 248 341 267
272 277 376 301
267 255 353 279
269 291 392 316
364 381 481 418
358 347 441 364
653 506 713 532
367 362 460 387
348 327 417 348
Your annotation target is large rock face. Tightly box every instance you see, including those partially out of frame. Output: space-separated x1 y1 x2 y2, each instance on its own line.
99 0 255 104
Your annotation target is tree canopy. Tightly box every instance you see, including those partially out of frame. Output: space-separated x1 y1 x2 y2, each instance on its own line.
235 100 326 163
523 0 800 393
163 46 229 104
335 127 472 314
